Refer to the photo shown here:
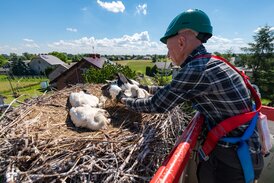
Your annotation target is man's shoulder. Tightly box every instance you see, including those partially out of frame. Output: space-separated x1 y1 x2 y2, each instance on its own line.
185 56 210 71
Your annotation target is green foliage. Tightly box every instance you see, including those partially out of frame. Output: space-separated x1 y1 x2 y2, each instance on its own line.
241 25 274 73
22 52 36 60
256 70 274 100
0 55 8 67
153 73 172 86
10 57 32 75
146 66 152 76
240 25 274 99
152 54 157 63
49 51 68 62
9 53 18 61
44 67 54 76
83 63 136 84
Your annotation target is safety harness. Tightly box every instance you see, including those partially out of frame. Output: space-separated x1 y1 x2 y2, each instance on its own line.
195 55 262 183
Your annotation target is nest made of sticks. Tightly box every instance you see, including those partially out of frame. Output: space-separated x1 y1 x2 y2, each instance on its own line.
0 84 193 183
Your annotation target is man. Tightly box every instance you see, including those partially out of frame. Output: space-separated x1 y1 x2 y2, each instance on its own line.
119 9 264 183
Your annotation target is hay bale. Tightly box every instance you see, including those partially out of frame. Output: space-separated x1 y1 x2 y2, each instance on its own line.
0 84 192 183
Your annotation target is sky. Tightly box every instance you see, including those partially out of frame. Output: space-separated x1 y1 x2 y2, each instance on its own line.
0 0 273 55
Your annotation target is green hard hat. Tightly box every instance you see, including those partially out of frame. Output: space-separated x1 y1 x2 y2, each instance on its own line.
160 9 213 44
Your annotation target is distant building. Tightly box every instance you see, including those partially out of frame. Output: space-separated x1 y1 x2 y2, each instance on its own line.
29 54 66 75
50 54 107 90
143 56 152 60
154 62 172 70
236 66 253 78
172 65 181 78
230 57 236 65
0 67 9 74
48 63 75 81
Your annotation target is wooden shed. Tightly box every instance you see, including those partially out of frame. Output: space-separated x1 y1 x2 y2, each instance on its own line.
49 54 106 90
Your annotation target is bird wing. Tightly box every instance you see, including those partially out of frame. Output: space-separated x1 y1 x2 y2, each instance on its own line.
116 73 133 87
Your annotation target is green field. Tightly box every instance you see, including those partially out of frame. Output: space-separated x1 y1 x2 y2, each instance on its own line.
114 60 154 74
0 75 48 105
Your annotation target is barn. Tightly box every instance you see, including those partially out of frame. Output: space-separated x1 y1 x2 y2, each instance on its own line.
50 54 107 90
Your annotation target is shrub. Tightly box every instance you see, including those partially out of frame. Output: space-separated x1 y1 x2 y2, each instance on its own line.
83 63 136 84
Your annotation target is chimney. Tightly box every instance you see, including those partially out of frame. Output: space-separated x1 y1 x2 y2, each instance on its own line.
90 53 100 58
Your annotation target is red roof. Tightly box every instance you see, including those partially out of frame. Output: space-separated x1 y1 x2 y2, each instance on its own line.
83 57 106 69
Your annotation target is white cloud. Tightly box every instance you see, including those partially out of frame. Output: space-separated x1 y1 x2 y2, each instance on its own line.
136 4 147 15
97 0 125 13
23 38 40 48
206 35 247 53
48 31 166 54
1 34 251 55
24 43 39 48
23 38 34 42
66 28 78 32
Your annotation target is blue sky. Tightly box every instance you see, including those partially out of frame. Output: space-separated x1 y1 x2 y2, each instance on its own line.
0 0 273 55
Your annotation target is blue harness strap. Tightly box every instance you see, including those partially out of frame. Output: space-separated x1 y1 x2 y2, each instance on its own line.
221 105 258 183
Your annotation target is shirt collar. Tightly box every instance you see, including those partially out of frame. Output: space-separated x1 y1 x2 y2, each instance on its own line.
180 44 209 68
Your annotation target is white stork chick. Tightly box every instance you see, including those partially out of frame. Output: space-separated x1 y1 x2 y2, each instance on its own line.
125 85 150 98
116 73 150 99
101 73 151 100
69 91 100 108
69 105 110 130
98 95 107 108
101 84 122 100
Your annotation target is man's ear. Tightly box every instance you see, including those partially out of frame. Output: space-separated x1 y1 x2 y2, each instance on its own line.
178 35 186 51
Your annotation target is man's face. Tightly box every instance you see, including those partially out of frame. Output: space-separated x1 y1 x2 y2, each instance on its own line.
166 34 185 66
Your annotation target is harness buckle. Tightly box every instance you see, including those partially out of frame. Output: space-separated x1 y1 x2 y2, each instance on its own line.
198 148 209 161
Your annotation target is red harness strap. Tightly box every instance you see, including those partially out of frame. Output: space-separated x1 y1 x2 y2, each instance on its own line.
195 55 262 157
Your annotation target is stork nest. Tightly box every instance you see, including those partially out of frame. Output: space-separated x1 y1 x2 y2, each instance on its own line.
0 84 193 183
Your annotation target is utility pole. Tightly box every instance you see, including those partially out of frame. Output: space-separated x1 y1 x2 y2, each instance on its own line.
7 74 17 97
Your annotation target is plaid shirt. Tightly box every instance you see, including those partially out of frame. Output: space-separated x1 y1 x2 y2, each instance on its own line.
124 45 261 154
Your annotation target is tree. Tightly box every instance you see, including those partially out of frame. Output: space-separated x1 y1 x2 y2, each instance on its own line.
0 55 8 67
9 53 18 61
241 25 274 99
49 51 68 62
152 54 158 63
241 25 274 77
22 52 36 60
11 57 31 75
83 63 136 84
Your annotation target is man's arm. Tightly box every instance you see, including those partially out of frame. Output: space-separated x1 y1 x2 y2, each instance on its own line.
122 66 210 113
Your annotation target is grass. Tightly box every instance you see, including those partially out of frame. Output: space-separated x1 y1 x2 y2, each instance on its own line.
261 98 272 106
0 75 48 106
4 85 45 106
114 60 154 74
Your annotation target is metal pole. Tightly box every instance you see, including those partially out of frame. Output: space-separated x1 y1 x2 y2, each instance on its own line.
7 74 16 97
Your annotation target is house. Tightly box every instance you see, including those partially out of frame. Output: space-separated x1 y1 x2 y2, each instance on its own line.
143 56 152 60
50 54 106 90
236 66 253 78
171 65 181 78
0 67 9 74
152 61 172 75
29 54 66 75
48 63 75 81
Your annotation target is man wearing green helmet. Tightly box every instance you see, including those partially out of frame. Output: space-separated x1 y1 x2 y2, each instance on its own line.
119 9 264 183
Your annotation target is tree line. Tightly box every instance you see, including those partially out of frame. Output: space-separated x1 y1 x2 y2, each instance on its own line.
0 25 273 101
